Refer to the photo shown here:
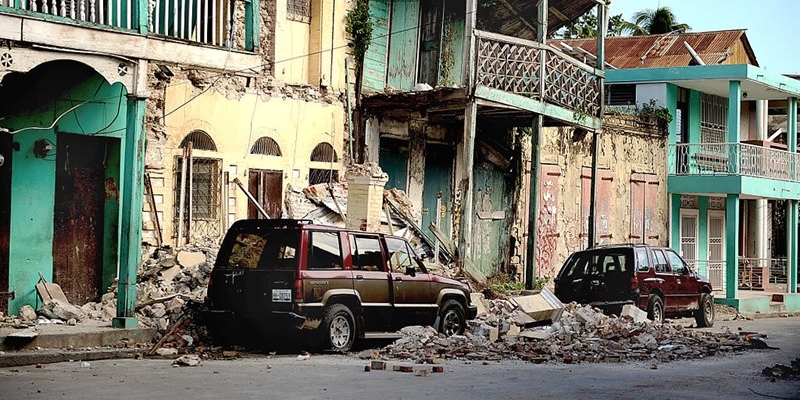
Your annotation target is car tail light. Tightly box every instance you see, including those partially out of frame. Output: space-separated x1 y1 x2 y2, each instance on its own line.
294 279 304 303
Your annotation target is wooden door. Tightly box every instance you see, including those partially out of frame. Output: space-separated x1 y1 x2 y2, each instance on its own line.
248 169 283 219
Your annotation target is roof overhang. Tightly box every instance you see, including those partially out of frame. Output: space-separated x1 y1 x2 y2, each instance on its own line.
606 64 800 101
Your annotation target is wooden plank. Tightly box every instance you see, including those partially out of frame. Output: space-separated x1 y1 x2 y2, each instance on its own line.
362 0 390 91
387 0 420 90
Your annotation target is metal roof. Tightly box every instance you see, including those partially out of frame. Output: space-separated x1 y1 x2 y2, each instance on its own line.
557 29 758 69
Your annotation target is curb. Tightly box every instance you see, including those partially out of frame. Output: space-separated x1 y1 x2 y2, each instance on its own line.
0 348 141 368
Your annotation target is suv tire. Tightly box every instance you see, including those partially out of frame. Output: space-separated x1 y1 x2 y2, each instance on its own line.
694 293 715 328
647 294 665 324
322 304 356 352
438 299 466 336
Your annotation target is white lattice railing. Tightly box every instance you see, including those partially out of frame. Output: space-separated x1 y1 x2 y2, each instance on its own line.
475 30 602 117
1 0 243 49
669 143 800 182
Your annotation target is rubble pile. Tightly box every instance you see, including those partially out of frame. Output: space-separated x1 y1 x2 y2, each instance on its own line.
378 300 752 364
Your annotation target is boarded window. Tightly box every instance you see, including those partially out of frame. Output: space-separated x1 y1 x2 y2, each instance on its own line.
581 167 613 248
287 0 311 22
630 173 660 245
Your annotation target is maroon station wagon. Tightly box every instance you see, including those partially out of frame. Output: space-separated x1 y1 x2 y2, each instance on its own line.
205 219 477 352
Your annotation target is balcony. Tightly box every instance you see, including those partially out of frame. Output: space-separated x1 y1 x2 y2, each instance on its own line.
669 143 800 183
474 30 603 122
0 0 254 50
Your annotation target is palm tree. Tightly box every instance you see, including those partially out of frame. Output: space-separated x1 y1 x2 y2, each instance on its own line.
620 6 691 36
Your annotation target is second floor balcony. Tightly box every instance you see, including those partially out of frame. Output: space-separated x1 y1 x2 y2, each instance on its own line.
0 0 257 51
668 142 800 199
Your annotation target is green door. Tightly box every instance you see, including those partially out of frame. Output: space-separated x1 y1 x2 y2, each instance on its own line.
422 145 453 242
472 160 512 277
379 138 409 191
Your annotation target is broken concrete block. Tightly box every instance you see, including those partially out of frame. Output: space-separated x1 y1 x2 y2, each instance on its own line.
18 305 37 322
156 348 179 356
415 369 430 377
177 251 206 269
621 304 649 323
39 299 86 321
575 307 601 327
471 293 488 317
173 354 202 366
158 265 181 282
489 327 499 342
370 360 387 370
511 288 564 322
506 324 520 337
432 366 444 373
519 330 552 340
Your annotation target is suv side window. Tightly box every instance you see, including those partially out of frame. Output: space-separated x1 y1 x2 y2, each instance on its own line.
350 235 384 272
653 249 671 274
666 250 687 275
635 248 650 272
385 237 415 273
307 231 342 270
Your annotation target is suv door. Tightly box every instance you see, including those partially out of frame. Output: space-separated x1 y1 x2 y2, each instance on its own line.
664 249 701 311
348 234 392 330
385 237 435 325
651 249 680 312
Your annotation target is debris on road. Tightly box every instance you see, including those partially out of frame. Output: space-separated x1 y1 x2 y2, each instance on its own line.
173 354 202 367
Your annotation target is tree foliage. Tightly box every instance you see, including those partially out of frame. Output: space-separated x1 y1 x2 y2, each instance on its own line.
620 6 691 36
549 10 625 39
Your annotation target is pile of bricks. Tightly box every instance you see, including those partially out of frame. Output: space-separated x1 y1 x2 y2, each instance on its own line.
376 301 751 364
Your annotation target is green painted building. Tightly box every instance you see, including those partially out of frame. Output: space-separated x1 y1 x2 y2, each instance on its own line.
606 64 800 313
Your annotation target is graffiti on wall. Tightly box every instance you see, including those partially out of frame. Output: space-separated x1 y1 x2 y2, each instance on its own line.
535 166 560 278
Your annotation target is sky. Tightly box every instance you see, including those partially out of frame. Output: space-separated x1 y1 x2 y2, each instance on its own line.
608 0 800 75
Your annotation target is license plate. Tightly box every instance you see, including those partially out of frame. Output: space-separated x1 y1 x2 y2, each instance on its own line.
272 289 292 302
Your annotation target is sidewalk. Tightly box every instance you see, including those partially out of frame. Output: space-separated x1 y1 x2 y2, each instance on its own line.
0 319 156 367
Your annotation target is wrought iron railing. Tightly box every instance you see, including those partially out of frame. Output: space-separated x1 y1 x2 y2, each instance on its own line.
669 143 800 182
0 0 245 49
474 30 602 117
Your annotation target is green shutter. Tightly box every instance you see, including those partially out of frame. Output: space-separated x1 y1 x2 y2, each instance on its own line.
363 0 390 92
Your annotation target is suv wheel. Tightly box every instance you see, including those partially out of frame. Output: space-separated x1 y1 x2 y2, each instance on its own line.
694 293 714 328
647 295 664 324
438 300 466 336
322 304 356 352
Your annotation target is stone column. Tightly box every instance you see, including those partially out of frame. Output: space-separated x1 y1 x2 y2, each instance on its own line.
345 164 388 232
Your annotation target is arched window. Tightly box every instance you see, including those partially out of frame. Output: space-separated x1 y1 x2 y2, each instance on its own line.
180 130 217 151
310 142 338 162
250 136 282 156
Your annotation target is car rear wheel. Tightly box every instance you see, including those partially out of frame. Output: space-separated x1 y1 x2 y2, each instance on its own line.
438 299 466 336
694 293 714 328
322 304 356 352
647 295 664 324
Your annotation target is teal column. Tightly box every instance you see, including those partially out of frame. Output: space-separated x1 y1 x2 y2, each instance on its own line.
728 81 741 143
725 195 739 300
788 97 798 293
789 200 798 294
688 90 701 143
670 194 681 249
666 84 678 145
245 0 261 51
113 96 146 329
135 0 149 34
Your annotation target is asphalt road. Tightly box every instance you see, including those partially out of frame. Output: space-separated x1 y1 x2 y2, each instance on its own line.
1 316 798 400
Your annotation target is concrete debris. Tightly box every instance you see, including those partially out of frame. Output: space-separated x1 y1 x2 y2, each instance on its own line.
375 301 753 364
173 354 202 367
18 305 37 322
762 357 800 380
39 299 87 321
621 304 649 324
511 288 564 323
155 348 179 356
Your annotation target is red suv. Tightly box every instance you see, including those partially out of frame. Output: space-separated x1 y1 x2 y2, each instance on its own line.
554 244 714 327
205 219 477 352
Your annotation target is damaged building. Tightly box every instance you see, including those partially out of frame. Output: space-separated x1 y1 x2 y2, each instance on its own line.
0 0 351 322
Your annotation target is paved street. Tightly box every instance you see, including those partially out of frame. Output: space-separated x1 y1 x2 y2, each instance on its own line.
1 316 798 400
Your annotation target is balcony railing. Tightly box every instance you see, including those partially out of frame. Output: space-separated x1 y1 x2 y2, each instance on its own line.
1 0 244 49
669 143 800 182
474 30 602 117
687 258 789 293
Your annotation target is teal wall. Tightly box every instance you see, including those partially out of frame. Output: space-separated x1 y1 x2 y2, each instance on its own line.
4 70 127 314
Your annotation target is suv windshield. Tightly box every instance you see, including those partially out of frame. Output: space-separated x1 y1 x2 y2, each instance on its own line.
558 248 632 279
218 229 299 269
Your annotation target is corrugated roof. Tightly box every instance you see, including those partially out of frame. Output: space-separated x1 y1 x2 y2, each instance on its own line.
556 29 759 69
478 0 599 41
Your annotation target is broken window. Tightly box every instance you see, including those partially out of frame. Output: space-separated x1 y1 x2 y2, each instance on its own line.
307 231 342 270
174 131 223 240
223 231 298 269
287 0 311 23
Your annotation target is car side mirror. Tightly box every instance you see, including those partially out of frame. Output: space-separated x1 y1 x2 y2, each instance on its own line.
405 265 416 277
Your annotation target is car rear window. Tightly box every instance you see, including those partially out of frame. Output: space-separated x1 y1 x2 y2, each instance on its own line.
559 249 632 279
218 229 299 269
